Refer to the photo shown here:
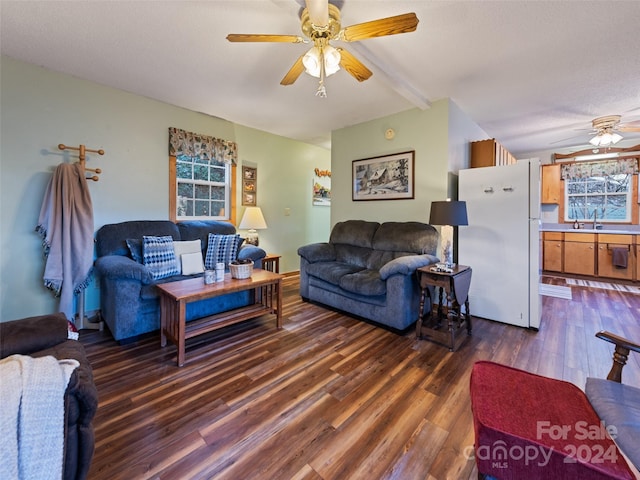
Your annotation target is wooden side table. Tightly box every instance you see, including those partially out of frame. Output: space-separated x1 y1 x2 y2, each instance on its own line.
262 254 281 273
415 264 472 351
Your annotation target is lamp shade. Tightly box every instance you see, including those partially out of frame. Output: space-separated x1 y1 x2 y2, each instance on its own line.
429 200 468 226
239 207 267 230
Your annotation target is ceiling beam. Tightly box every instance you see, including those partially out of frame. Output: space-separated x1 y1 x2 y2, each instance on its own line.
346 42 431 110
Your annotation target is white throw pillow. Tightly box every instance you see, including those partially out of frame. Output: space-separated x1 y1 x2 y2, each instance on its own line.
181 251 205 275
173 240 202 273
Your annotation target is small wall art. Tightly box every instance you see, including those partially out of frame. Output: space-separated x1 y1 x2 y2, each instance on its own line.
242 166 257 206
313 167 331 206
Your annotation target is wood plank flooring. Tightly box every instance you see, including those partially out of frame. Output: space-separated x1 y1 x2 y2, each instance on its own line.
81 274 640 480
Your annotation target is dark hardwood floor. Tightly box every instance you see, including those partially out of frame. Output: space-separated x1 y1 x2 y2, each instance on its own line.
81 274 640 480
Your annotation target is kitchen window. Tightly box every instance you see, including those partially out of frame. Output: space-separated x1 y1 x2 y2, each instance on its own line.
564 173 631 223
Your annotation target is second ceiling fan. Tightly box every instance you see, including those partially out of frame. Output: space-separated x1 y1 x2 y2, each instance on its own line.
227 0 419 97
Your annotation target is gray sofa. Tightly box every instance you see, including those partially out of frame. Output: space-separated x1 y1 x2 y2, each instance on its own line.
298 220 439 331
94 220 266 342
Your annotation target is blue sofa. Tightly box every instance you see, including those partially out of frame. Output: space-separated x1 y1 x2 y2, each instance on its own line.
298 220 439 331
94 220 265 342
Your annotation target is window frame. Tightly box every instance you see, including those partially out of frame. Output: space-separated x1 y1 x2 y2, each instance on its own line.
169 155 237 223
563 173 632 223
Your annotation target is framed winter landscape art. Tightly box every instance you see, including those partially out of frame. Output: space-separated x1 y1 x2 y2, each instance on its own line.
352 151 415 201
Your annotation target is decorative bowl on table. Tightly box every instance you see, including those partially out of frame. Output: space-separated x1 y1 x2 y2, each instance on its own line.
229 259 254 279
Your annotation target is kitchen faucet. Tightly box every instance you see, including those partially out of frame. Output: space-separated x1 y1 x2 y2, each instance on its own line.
592 209 598 229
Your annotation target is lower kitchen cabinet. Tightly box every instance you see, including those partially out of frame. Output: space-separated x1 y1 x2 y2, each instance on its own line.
563 233 596 276
543 231 637 281
543 232 563 272
597 234 634 281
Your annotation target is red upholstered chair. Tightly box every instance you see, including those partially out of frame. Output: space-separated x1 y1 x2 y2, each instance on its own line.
469 331 640 480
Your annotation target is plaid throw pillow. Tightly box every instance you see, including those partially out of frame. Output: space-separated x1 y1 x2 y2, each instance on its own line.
143 235 179 280
205 233 240 270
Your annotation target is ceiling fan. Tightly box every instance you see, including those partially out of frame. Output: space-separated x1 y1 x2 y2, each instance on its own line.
226 0 419 97
588 115 640 147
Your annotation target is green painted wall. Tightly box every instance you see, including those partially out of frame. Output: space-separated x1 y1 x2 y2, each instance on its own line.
331 98 486 256
331 98 478 225
233 125 331 273
0 56 329 321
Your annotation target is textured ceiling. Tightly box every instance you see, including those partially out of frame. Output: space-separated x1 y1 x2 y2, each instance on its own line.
2 0 640 155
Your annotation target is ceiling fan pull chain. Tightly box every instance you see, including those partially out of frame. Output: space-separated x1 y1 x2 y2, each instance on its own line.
316 46 328 98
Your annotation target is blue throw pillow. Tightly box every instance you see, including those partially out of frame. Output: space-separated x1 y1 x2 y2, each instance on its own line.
126 238 143 263
205 233 240 269
143 235 179 280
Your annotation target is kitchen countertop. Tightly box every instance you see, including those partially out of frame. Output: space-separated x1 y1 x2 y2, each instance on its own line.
541 223 640 235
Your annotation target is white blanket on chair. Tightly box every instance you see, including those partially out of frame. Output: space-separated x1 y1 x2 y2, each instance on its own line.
0 354 79 480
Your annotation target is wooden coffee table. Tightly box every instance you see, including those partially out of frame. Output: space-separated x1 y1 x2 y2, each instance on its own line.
157 269 283 366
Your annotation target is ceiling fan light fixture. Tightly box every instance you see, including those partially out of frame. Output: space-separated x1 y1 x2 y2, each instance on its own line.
302 45 341 78
323 45 341 75
589 131 623 147
302 47 321 77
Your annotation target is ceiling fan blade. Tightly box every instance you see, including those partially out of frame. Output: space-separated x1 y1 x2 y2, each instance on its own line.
341 13 419 42
226 34 304 43
550 133 591 145
280 55 306 85
618 126 640 132
337 48 372 82
305 0 329 27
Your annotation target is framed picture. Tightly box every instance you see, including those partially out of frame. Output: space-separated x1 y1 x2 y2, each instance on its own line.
352 151 415 201
242 166 257 205
243 166 256 180
243 192 256 206
312 168 331 206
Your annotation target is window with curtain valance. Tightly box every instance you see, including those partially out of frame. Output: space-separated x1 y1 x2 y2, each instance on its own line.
168 127 238 222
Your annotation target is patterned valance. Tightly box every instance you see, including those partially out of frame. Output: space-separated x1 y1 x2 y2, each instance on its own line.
560 158 639 180
168 127 237 165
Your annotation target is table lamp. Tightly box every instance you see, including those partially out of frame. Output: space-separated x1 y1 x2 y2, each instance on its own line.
429 200 468 266
239 206 267 246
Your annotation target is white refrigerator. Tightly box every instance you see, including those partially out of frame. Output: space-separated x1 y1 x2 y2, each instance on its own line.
458 159 541 329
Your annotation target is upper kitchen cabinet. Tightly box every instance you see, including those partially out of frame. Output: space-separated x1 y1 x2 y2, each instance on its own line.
541 164 562 204
470 139 517 168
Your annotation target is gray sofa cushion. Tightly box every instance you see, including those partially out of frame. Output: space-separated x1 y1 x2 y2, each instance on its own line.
335 244 373 268
298 243 336 263
585 377 640 470
340 269 386 296
329 220 379 248
379 254 440 280
305 261 364 285
372 221 439 254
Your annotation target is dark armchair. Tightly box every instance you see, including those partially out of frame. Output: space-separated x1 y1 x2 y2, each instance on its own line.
0 313 98 480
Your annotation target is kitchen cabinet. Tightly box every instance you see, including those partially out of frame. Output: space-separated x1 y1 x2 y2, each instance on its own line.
541 164 562 204
542 231 637 280
470 138 516 168
563 233 595 276
543 232 563 272
597 234 634 281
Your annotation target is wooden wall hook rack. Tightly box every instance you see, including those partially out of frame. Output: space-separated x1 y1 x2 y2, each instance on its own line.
58 143 104 181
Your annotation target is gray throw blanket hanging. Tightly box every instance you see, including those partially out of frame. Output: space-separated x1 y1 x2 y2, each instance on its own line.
36 163 94 320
